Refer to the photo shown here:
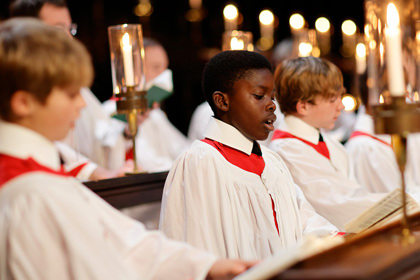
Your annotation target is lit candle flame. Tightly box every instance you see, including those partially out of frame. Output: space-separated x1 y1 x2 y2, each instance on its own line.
315 17 330 33
230 37 244 50
223 4 238 20
290 13 305 30
342 20 357 36
259 10 274 25
356 43 366 58
387 3 400 28
298 42 313 57
122 33 130 47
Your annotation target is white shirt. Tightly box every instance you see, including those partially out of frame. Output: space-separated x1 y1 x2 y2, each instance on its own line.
0 121 216 280
159 118 337 260
269 115 386 230
345 111 400 193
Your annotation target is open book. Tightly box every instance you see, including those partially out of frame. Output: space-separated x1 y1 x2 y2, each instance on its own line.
233 235 344 280
344 188 420 234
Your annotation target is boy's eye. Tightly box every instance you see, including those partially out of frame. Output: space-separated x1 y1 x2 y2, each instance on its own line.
253 94 264 100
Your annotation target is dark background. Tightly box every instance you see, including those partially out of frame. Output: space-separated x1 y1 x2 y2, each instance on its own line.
0 0 365 135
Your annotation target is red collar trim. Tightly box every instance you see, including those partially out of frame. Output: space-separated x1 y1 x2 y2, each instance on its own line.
349 131 393 148
272 130 330 159
0 154 70 187
201 138 265 176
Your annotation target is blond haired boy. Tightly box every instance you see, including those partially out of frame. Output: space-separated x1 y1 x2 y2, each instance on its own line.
269 56 386 230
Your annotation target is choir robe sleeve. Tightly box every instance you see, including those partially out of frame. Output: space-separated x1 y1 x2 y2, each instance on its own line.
0 173 216 280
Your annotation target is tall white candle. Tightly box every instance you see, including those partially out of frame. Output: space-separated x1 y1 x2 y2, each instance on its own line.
385 3 405 96
223 4 238 31
259 9 274 40
355 42 367 74
122 33 135 86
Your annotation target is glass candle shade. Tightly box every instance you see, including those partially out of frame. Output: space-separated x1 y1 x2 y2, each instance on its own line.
222 30 254 51
108 24 146 113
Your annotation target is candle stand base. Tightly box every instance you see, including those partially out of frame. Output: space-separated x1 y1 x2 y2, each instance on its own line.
372 96 420 246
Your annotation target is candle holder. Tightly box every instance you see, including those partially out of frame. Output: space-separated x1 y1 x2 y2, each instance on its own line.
108 24 147 174
222 30 254 51
365 0 420 245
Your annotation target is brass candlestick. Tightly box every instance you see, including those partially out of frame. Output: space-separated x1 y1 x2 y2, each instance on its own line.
108 24 147 174
116 87 147 174
373 96 420 245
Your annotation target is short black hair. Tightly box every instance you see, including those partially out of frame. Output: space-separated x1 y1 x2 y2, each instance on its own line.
9 0 67 18
202 50 272 113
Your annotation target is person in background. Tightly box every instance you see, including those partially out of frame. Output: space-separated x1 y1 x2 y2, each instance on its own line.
0 17 256 279
9 0 134 180
344 73 401 192
160 50 339 260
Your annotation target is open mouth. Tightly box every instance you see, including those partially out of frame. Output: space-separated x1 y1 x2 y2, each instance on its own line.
264 119 275 131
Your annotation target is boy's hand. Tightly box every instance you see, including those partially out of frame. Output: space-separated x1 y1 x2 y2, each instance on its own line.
206 259 259 280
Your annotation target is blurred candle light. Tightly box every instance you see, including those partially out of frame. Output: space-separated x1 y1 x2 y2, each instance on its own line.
222 30 254 51
355 42 367 74
189 0 201 9
289 13 305 31
315 17 331 55
122 33 135 86
290 13 306 57
341 19 357 57
259 9 275 50
230 37 244 50
299 42 313 57
342 94 358 111
223 4 238 32
385 2 405 96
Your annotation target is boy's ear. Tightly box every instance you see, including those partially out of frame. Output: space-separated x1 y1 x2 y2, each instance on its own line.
296 100 309 116
10 90 38 117
212 91 229 112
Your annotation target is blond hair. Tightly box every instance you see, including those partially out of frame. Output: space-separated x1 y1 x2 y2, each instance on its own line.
0 17 93 120
274 56 345 115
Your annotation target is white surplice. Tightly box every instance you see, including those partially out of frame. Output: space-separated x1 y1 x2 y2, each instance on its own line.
344 111 401 193
159 118 338 260
0 121 216 280
269 115 386 231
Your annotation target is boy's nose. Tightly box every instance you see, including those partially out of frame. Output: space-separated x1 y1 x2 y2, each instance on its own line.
267 99 276 112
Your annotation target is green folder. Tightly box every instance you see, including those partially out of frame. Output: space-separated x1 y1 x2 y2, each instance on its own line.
111 86 173 122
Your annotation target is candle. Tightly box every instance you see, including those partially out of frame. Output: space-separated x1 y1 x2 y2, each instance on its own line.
355 42 367 74
341 19 357 57
385 3 405 96
259 9 274 40
315 17 331 55
223 4 238 31
122 32 135 86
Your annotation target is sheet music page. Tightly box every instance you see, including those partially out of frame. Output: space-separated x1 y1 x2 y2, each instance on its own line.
344 189 419 233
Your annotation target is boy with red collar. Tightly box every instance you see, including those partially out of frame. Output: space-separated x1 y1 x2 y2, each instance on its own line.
159 50 338 261
269 56 387 231
0 18 255 279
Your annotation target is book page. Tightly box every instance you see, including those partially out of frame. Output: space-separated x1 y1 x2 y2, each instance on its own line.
344 189 419 233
